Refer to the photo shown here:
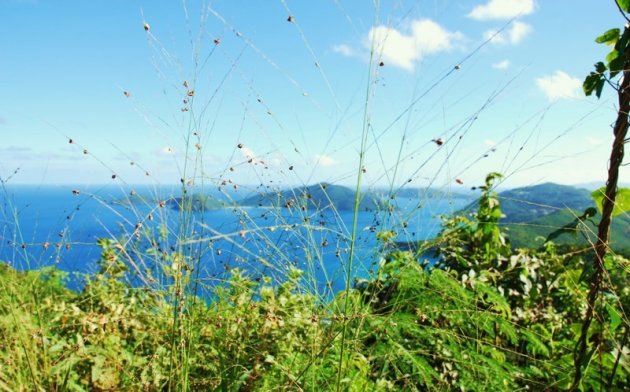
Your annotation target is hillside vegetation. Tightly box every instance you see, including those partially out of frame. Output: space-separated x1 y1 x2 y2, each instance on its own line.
239 182 388 212
1 174 629 390
492 183 630 256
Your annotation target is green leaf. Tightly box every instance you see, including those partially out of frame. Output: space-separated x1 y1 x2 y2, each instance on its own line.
595 28 620 45
608 49 626 78
617 0 630 13
617 25 630 50
591 187 630 216
606 303 621 333
594 61 607 73
521 329 550 357
583 72 605 98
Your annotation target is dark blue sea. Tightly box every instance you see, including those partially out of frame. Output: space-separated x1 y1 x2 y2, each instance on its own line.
0 185 471 296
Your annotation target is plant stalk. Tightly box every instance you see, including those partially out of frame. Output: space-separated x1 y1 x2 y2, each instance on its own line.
571 26 630 390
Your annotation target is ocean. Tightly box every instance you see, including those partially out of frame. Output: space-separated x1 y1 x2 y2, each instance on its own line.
0 184 471 294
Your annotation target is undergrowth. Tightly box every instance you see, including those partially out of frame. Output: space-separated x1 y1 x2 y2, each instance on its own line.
1 174 629 390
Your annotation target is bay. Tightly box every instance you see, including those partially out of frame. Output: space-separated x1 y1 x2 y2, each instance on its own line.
0 185 471 294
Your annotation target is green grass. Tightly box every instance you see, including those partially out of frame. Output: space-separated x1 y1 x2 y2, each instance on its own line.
2 189 630 390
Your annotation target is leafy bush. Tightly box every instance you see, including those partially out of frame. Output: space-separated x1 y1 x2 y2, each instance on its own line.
1 177 629 390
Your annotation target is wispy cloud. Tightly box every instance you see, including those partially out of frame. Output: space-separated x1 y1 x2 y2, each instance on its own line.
484 21 532 45
468 0 536 21
536 71 582 101
332 44 357 58
366 19 463 71
492 59 511 69
314 154 336 167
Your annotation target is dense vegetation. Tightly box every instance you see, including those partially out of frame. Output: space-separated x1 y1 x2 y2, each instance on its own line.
2 174 629 390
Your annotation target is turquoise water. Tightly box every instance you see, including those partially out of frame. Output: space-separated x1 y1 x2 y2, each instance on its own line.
0 185 470 293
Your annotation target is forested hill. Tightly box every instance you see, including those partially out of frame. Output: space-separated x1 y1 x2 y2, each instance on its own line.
496 183 593 223
487 183 630 256
239 183 387 212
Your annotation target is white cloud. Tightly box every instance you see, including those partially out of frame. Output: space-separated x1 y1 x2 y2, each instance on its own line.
239 146 256 162
492 59 511 69
536 71 582 102
160 146 174 155
468 0 536 20
509 21 532 43
314 154 337 167
332 44 356 57
484 21 532 45
367 19 464 71
586 137 604 146
484 139 497 147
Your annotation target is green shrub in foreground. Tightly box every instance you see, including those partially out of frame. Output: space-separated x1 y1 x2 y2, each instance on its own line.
1 177 629 391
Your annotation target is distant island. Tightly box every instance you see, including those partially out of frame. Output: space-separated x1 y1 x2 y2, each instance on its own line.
166 194 229 211
111 192 230 212
109 182 630 259
239 182 388 212
385 186 473 200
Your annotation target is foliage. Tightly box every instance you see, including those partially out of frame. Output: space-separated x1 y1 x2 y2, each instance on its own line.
592 187 630 217
2 175 629 390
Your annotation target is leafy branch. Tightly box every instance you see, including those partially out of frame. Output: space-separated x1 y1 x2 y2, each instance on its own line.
573 1 630 388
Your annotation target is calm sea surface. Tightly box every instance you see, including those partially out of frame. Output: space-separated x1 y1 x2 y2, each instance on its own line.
0 185 470 294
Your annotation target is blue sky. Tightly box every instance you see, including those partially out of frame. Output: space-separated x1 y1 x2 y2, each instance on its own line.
0 0 627 190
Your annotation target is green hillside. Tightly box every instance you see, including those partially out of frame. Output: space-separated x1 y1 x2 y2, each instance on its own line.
453 182 630 256
239 182 387 212
506 209 630 256
495 183 630 256
497 183 593 223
